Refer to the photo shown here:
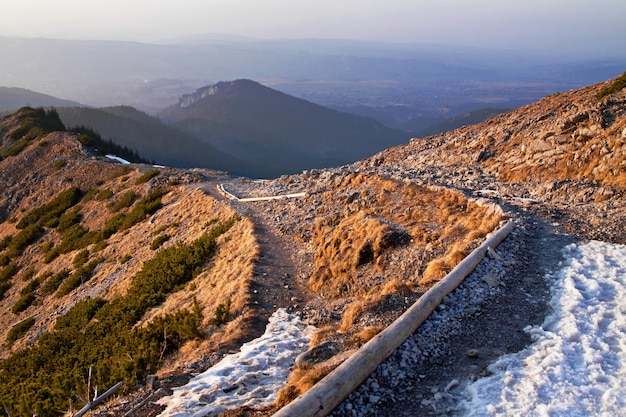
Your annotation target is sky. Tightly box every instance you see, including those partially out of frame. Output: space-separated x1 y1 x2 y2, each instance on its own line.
1 0 625 55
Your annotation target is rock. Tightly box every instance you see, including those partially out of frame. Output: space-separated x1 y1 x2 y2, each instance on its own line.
481 274 500 288
466 349 479 358
295 341 339 369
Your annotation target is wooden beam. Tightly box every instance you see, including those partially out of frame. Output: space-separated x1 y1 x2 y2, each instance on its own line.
273 221 515 417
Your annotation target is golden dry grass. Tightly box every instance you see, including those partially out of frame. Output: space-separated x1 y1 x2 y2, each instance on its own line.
347 325 383 347
274 367 330 409
308 174 503 298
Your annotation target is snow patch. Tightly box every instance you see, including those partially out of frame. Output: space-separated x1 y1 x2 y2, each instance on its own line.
458 240 626 416
105 154 131 164
157 309 315 417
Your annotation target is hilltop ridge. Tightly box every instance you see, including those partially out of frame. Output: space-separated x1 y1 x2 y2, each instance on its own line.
158 79 409 177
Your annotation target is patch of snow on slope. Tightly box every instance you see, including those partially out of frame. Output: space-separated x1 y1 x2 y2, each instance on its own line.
157 309 315 417
458 240 626 416
105 154 131 164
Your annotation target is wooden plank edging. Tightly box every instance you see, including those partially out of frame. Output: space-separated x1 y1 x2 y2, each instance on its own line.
272 220 515 417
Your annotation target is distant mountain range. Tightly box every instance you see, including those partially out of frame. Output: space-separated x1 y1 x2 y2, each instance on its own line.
2 36 624 120
0 87 79 112
157 79 410 177
2 83 519 178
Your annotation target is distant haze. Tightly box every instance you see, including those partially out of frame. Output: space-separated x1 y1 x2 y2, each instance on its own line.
1 0 625 57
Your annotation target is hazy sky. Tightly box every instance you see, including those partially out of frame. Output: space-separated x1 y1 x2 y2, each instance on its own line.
1 0 625 55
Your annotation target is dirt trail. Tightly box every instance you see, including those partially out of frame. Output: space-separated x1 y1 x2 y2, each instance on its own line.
195 181 312 330
246 209 311 325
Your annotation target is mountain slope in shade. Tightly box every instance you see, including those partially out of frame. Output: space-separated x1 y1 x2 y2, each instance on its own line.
158 79 410 177
57 105 262 177
0 87 79 112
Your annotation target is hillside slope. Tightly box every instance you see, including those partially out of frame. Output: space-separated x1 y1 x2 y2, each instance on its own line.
0 87 79 112
57 105 259 176
158 79 410 177
0 108 260 415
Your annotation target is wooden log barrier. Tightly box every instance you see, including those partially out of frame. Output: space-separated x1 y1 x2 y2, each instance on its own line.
273 220 515 417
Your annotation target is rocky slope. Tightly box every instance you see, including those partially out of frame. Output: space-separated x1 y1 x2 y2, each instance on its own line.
0 72 624 417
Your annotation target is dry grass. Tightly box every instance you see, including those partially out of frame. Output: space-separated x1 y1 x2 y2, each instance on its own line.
310 325 339 346
309 174 503 298
347 325 383 347
275 367 330 408
310 210 408 297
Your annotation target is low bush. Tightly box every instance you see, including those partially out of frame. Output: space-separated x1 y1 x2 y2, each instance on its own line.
73 249 90 268
150 233 170 250
40 269 70 296
211 298 231 326
5 317 36 347
16 186 82 229
8 224 44 258
597 71 626 100
56 257 102 298
11 293 37 314
109 190 137 212
135 168 160 185
56 208 82 233
96 189 114 201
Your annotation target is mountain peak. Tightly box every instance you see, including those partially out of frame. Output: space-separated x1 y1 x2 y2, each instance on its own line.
178 79 260 108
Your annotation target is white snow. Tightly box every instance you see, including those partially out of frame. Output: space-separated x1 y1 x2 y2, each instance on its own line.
156 309 315 417
458 240 626 416
105 154 131 164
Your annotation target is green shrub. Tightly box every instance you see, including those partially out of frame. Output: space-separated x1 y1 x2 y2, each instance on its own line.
120 254 132 264
109 190 136 212
40 269 70 296
5 316 36 347
92 240 108 252
2 108 65 161
12 292 37 314
0 254 9 266
20 267 36 282
8 224 44 257
54 160 66 170
0 137 30 158
57 223 96 254
150 234 170 250
56 258 102 298
96 189 114 201
0 281 11 300
41 241 54 254
212 298 231 326
0 235 12 251
598 72 626 100
16 187 82 229
56 208 82 233
0 262 18 282
43 246 60 264
73 249 90 268
0 217 239 414
21 275 42 293
135 168 160 185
